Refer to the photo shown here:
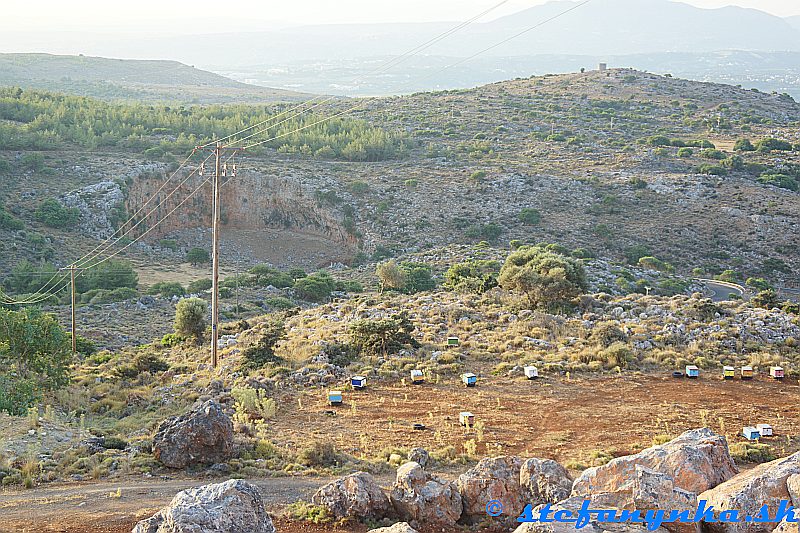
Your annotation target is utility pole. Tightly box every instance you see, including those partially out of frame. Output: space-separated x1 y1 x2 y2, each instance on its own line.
60 264 82 354
200 142 241 369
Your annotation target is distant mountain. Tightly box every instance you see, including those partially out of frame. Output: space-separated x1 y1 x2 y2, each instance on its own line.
0 53 310 103
0 0 798 70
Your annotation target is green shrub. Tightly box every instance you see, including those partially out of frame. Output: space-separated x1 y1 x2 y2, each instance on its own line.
34 199 80 228
174 298 207 341
248 265 293 288
729 442 775 463
297 441 337 467
263 296 296 310
293 272 335 302
676 147 693 158
0 205 24 230
147 282 185 298
756 138 793 152
757 174 798 191
519 208 542 225
443 260 499 294
185 247 210 266
733 139 755 151
187 278 213 293
161 333 186 347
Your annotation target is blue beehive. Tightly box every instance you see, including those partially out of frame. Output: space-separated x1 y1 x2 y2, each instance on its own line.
461 373 477 387
685 365 699 379
328 390 343 406
351 376 367 390
742 426 761 441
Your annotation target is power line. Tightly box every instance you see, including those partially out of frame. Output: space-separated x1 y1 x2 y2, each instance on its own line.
219 0 513 149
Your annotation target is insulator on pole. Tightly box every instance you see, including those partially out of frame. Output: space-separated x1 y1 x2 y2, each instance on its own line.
222 163 227 177
232 164 237 177
199 163 205 176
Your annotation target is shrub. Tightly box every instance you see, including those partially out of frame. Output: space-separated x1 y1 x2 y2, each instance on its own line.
519 208 542 225
248 265 293 288
293 271 335 302
349 312 418 358
0 205 24 230
185 247 210 266
173 298 207 341
376 260 406 293
498 244 588 311
297 441 337 467
757 174 798 191
443 259 500 294
34 199 80 228
676 147 693 158
187 278 213 293
698 164 727 176
398 262 435 294
147 282 185 298
734 139 755 151
240 319 286 370
0 308 71 415
729 442 775 463
263 296 296 310
465 223 503 242
700 149 725 160
102 437 128 450
469 170 487 182
79 259 138 292
160 333 185 347
756 138 793 152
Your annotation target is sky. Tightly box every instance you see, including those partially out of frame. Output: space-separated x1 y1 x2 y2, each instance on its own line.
1 0 798 34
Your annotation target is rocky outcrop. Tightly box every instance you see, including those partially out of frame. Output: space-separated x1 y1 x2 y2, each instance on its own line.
60 180 125 239
632 466 699 533
368 523 419 533
131 479 274 533
458 455 526 523
571 429 737 508
520 458 573 505
390 461 462 526
153 400 234 468
312 472 391 520
699 451 800 533
786 474 800 507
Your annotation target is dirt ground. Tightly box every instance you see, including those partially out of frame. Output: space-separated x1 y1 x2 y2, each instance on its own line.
269 372 800 463
2 373 796 533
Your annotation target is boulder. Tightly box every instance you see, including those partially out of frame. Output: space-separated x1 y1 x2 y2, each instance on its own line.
774 519 799 533
368 523 419 533
312 471 391 520
458 455 525 523
153 400 234 468
390 461 462 526
786 474 800 507
131 479 274 533
512 496 670 533
521 458 573 505
571 429 737 508
699 451 800 533
408 448 429 468
631 466 698 533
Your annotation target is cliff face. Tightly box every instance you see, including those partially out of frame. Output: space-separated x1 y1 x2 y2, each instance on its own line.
124 170 359 249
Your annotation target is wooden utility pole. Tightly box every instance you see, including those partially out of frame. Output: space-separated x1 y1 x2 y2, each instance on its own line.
201 142 241 369
60 264 81 354
211 143 222 369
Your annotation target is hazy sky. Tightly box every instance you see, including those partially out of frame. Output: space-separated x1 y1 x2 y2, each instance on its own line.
2 0 798 34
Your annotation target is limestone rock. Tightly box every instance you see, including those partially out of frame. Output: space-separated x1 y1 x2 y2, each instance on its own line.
699 451 800 533
521 458 574 505
457 455 525 523
632 466 698 533
408 448 429 468
153 400 234 468
571 429 737 508
131 479 274 533
312 472 391 520
390 461 462 526
512 496 670 533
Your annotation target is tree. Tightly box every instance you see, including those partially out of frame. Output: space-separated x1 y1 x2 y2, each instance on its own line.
751 290 779 310
498 244 588 310
733 139 755 152
186 247 210 266
376 260 406 293
349 311 418 358
444 260 499 294
0 308 71 415
399 262 436 294
79 259 138 292
174 297 207 341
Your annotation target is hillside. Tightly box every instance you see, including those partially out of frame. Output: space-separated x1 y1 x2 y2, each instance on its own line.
0 53 311 103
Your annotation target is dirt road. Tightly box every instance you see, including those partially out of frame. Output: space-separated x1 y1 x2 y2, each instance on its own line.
0 475 383 533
